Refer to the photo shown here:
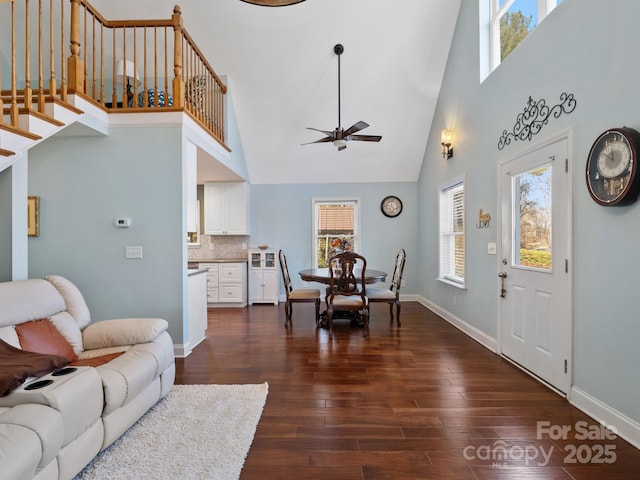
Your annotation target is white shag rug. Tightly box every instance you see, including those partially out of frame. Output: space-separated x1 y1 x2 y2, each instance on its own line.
74 383 269 480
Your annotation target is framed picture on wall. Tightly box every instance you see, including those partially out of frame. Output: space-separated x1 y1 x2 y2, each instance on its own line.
28 196 39 237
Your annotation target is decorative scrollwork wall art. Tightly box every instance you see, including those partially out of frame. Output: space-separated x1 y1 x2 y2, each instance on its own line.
498 93 577 150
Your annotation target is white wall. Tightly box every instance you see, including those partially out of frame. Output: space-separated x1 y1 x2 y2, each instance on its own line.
420 0 640 438
250 182 418 297
0 165 13 282
27 126 187 344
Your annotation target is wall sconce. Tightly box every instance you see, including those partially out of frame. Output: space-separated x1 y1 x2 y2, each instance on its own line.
441 129 455 159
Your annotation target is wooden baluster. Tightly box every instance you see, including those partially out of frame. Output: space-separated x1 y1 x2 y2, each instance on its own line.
49 0 56 99
163 26 168 108
111 30 116 107
68 0 84 94
10 0 19 126
122 27 126 107
37 0 45 112
24 0 32 110
99 23 104 104
91 14 96 99
60 0 66 100
142 26 148 107
83 6 87 95
153 27 157 107
132 26 138 107
171 5 184 108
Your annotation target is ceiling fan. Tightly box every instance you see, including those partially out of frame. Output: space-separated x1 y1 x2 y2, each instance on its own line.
303 44 382 151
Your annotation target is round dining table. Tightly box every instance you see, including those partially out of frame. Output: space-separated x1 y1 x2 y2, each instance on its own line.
298 268 387 285
298 268 387 329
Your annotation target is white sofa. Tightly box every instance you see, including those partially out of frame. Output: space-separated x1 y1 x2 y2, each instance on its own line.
0 275 175 480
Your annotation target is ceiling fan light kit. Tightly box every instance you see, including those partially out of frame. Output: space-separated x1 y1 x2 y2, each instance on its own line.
333 139 347 151
303 44 382 152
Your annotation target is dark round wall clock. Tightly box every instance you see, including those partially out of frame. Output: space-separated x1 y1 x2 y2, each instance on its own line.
381 196 403 218
586 127 640 206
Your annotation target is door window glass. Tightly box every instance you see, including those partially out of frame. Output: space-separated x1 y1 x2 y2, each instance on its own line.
513 164 552 270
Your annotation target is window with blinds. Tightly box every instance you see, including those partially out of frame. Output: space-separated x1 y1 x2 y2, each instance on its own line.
313 199 359 268
439 180 465 286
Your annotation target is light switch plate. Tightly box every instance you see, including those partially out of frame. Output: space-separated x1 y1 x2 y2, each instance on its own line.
125 246 143 259
487 243 497 255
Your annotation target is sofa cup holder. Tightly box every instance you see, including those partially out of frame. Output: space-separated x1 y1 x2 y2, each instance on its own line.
24 379 54 390
52 367 77 376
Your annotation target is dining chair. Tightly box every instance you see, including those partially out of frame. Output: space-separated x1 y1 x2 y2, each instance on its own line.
278 250 321 327
367 249 406 327
326 252 369 336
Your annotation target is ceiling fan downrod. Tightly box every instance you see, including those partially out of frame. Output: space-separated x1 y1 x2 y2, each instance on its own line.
334 43 344 129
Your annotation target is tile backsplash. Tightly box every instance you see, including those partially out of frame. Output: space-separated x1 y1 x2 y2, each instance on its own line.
188 235 249 260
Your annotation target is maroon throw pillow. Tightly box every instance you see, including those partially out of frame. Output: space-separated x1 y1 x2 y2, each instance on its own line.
15 318 77 361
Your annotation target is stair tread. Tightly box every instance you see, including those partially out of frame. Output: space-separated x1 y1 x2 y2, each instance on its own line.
0 123 42 140
0 148 16 157
1 93 84 116
2 107 65 127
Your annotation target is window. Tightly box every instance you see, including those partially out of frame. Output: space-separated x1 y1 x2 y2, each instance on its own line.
313 199 360 268
439 180 465 287
488 0 563 72
514 163 552 270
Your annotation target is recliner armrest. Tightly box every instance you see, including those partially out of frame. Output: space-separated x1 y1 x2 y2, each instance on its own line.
82 318 168 349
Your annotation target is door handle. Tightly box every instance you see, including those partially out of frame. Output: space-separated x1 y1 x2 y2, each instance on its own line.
498 272 507 298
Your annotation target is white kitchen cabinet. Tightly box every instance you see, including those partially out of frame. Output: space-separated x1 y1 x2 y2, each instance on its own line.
199 262 247 307
200 263 220 303
203 182 250 235
248 250 279 305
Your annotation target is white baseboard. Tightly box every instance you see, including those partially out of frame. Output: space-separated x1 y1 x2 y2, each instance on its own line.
173 344 190 358
570 386 640 449
418 296 640 449
417 295 497 352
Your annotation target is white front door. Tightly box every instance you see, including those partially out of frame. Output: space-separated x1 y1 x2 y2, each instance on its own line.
498 133 572 394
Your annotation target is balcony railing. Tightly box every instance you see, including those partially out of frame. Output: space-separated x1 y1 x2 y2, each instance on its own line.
0 0 227 147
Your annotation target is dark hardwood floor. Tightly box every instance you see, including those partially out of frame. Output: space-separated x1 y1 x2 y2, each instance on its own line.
175 302 640 479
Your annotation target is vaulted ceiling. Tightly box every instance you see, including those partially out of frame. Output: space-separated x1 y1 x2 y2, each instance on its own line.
98 0 461 184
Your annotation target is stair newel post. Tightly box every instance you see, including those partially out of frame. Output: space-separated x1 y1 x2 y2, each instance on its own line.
171 5 184 108
67 0 84 94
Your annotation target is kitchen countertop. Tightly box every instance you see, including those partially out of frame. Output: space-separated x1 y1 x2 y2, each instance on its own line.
190 258 248 263
187 268 208 276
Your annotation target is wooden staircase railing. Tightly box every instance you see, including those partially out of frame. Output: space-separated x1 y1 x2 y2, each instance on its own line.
1 1 227 147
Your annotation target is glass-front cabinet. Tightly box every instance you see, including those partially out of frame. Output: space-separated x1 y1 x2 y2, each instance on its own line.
248 250 278 305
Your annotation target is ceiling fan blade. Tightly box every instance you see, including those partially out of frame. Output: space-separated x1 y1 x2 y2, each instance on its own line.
306 127 335 137
301 136 334 146
343 121 369 137
349 134 382 142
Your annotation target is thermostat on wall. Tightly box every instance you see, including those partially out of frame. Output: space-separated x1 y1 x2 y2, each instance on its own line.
115 218 131 228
